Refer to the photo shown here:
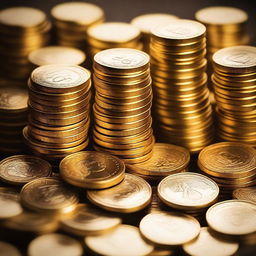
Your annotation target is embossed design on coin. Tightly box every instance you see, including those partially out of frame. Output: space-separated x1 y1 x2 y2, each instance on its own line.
20 177 79 214
0 155 52 185
158 173 219 209
94 48 149 69
87 173 152 213
233 187 256 204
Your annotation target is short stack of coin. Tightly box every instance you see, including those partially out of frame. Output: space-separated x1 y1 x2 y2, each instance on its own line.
51 2 104 51
130 13 178 53
150 20 214 153
198 142 256 199
28 46 86 69
0 85 28 155
195 6 249 77
211 46 256 146
0 7 51 80
127 143 190 183
86 22 142 57
23 65 91 164
92 48 154 164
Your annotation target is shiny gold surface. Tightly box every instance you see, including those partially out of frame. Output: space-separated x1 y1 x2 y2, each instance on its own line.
233 187 256 204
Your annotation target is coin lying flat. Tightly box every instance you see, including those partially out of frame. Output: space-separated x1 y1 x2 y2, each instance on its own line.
233 187 256 204
0 187 23 219
198 142 256 178
0 241 21 256
28 233 83 256
127 143 190 176
85 224 154 256
0 155 52 185
206 200 256 236
29 46 86 66
87 173 152 213
20 177 79 214
158 172 219 210
59 151 125 189
139 211 200 246
60 203 121 236
182 227 239 256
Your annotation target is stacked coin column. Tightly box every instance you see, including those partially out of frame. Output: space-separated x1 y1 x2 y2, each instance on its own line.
92 48 154 164
23 65 91 164
150 20 214 153
0 7 51 80
212 46 256 146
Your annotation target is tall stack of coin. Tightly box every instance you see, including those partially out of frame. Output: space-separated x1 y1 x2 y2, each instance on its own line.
195 6 249 81
51 2 104 51
198 142 256 199
211 46 256 146
130 13 178 53
92 48 154 164
0 85 28 155
28 46 86 68
0 7 51 80
150 20 214 153
24 65 91 164
87 22 142 57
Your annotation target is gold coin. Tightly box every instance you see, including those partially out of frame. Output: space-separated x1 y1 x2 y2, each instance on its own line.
31 64 91 93
182 227 239 256
158 173 219 210
0 241 21 256
0 155 52 185
51 2 104 26
59 151 125 189
4 211 59 234
0 85 28 112
233 187 256 204
84 224 154 256
139 211 200 246
0 187 23 219
206 200 256 236
198 142 256 178
60 203 121 236
212 46 256 73
131 13 178 34
127 143 190 176
20 177 79 214
29 46 86 66
87 173 152 213
28 233 83 256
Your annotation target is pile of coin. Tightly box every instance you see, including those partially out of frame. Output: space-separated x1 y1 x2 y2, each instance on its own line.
206 200 256 245
23 65 91 164
212 46 256 146
198 142 256 199
157 172 219 221
195 6 249 80
127 143 190 183
92 48 154 164
51 2 104 51
28 46 86 68
0 7 51 80
130 13 178 53
150 20 214 153
0 85 28 155
86 22 142 57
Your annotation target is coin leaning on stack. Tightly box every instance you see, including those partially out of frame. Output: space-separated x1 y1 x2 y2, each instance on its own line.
0 7 51 80
92 48 154 164
130 13 178 53
212 46 256 146
0 85 28 155
198 142 256 199
150 19 214 153
23 65 91 164
51 1 104 51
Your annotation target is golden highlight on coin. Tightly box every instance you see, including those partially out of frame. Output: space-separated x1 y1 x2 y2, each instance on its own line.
233 187 256 204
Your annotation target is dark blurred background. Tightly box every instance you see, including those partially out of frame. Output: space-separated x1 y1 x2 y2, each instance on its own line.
0 0 256 43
